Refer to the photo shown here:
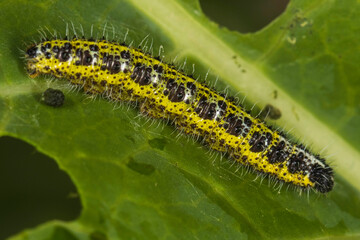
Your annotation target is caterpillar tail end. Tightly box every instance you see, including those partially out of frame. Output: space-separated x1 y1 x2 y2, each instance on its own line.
310 165 334 193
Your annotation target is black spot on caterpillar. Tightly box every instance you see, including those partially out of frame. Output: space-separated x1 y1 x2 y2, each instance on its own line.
25 37 334 193
42 88 65 107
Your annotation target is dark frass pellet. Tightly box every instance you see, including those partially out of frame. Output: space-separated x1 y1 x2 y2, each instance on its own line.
41 88 65 107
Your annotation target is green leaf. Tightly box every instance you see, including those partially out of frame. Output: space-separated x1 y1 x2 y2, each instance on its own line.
1 0 360 239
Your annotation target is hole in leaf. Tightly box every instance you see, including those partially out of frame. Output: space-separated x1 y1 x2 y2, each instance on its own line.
200 0 289 33
0 136 82 239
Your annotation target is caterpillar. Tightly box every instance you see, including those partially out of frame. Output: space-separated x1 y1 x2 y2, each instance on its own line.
25 36 334 193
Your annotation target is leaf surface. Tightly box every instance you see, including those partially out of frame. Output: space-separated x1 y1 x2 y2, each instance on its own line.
1 0 360 239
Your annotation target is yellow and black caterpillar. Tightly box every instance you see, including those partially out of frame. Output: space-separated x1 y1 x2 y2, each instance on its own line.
25 37 334 193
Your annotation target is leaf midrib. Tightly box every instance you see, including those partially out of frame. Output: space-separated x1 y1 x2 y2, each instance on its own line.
128 0 360 190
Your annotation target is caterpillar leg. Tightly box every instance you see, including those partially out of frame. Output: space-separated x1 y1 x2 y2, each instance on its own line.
140 101 165 119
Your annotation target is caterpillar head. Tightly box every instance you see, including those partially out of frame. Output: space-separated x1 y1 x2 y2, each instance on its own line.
25 41 59 78
25 44 42 78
